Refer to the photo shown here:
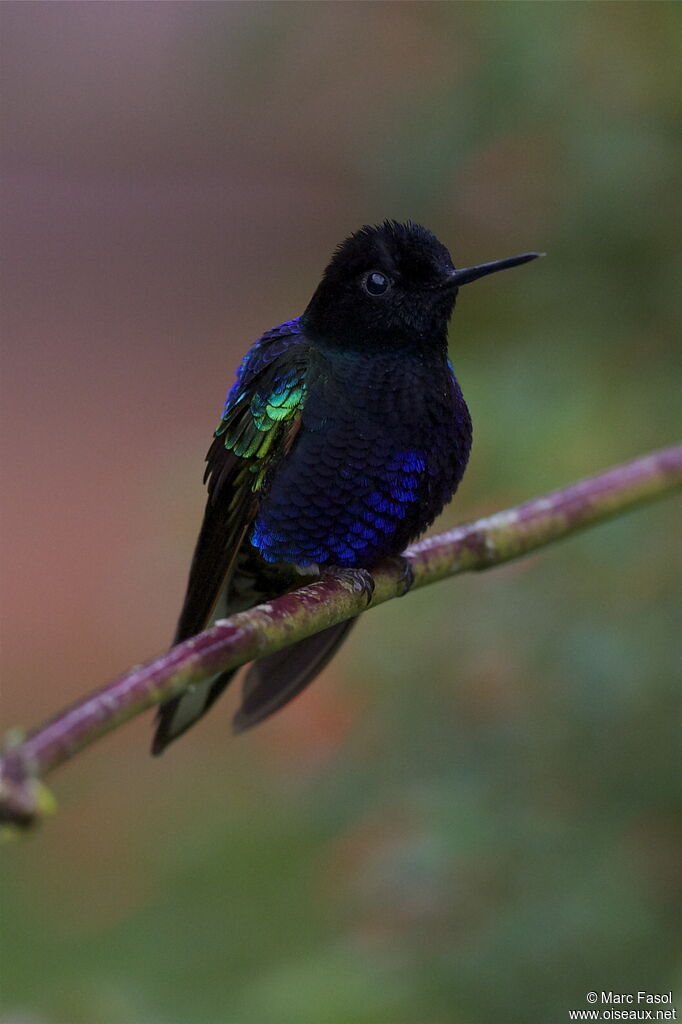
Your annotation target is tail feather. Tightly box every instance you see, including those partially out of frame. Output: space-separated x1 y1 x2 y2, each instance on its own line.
153 532 355 751
151 671 236 756
232 619 356 733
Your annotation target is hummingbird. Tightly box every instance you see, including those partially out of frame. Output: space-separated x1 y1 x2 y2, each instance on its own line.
152 221 541 754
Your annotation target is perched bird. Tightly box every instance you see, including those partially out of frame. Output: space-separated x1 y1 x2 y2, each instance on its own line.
152 221 540 754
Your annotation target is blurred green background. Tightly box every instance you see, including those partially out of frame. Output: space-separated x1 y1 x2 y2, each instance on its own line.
1 3 680 1022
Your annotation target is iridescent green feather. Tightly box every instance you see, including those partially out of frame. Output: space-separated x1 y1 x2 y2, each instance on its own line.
217 372 307 491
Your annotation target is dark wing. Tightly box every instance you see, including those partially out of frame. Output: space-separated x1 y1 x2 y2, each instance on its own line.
175 321 308 643
233 618 357 733
152 321 308 752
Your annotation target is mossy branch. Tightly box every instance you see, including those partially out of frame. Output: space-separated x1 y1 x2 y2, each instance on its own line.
2 444 681 830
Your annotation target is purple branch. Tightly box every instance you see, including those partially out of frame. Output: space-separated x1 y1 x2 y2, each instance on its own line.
2 444 681 829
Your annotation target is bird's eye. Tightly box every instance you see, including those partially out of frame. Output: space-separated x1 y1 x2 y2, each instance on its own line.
363 271 390 296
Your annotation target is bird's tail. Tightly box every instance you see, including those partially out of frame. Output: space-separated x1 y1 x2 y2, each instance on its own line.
233 618 356 733
152 547 355 754
152 618 356 754
151 668 238 755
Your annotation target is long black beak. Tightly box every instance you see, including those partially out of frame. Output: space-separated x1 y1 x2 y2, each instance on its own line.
445 251 544 287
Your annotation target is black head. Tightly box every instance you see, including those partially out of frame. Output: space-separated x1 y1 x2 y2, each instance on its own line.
302 220 542 352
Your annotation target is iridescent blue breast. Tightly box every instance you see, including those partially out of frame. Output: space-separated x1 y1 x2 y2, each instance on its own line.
250 347 472 567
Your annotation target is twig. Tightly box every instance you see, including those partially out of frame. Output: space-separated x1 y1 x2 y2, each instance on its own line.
2 444 681 829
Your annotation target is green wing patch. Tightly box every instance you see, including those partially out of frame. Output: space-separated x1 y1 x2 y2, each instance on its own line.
215 370 307 489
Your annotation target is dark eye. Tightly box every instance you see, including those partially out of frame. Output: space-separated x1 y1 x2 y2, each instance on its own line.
363 271 390 296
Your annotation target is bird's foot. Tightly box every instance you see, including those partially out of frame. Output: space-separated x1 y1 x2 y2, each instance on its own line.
382 554 415 597
322 566 375 607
